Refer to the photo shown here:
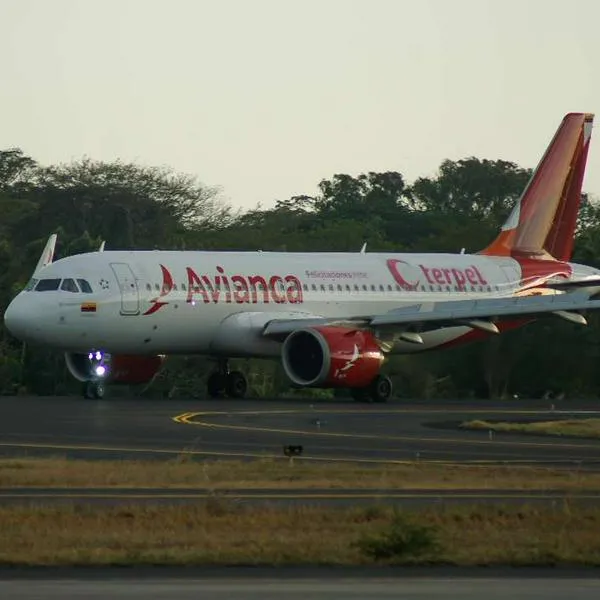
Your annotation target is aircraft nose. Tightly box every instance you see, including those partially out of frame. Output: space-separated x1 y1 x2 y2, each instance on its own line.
3 296 32 341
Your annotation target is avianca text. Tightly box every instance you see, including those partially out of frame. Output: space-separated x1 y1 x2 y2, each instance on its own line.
186 266 303 304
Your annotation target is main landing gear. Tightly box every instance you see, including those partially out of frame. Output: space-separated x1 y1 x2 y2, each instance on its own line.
351 374 393 403
83 380 106 399
206 359 248 399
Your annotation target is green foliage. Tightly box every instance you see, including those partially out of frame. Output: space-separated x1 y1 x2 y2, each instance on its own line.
1 147 600 398
356 511 441 561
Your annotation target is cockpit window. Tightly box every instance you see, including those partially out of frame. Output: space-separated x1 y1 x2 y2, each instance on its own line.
77 279 93 293
24 278 38 291
60 278 80 293
35 278 61 291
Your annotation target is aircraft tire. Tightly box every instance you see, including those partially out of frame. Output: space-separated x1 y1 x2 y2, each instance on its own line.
225 371 248 399
93 382 105 399
369 375 392 403
207 372 226 398
83 382 93 399
83 381 105 400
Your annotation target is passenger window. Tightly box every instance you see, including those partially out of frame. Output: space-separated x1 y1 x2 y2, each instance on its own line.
181 283 186 291
77 279 93 294
60 278 79 293
35 278 61 291
146 284 152 291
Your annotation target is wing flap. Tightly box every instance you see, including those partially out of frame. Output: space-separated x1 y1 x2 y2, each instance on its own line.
369 293 600 327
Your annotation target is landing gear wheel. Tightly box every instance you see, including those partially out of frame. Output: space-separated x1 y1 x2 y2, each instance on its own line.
206 372 226 398
369 375 392 403
226 371 248 399
83 381 105 400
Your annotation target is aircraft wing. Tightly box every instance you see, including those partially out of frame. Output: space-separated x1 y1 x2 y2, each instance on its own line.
262 291 600 340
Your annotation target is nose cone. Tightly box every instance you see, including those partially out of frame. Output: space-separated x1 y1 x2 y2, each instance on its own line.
3 296 32 342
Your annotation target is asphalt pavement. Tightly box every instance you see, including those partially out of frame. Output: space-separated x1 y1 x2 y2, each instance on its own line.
0 572 599 599
1 395 600 466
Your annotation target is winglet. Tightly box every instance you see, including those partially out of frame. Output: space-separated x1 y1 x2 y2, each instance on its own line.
360 242 367 254
33 234 57 275
480 112 594 260
98 240 106 252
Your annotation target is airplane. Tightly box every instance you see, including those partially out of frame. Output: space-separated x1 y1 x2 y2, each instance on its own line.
4 112 600 402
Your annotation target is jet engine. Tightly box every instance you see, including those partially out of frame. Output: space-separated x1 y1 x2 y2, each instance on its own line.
65 352 165 385
281 327 385 388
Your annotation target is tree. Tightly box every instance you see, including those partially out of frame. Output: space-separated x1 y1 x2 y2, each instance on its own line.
11 158 232 251
1 147 600 399
408 158 531 221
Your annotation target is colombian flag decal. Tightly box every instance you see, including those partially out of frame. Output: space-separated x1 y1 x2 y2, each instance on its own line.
80 302 97 313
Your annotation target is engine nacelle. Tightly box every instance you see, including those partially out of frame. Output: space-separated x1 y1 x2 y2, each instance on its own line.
281 327 385 388
65 352 165 384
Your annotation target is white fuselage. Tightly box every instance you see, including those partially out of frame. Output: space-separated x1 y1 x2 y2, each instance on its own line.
5 250 598 357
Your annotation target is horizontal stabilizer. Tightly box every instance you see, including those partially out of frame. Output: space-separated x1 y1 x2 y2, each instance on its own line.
545 276 600 291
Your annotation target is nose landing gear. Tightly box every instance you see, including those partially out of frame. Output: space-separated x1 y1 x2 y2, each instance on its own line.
83 381 105 399
206 359 248 399
81 351 108 399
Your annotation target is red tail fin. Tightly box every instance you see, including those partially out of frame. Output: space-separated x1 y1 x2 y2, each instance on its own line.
480 112 594 260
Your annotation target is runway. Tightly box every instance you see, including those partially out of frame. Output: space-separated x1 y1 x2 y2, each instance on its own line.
1 487 598 506
0 571 599 600
1 395 600 467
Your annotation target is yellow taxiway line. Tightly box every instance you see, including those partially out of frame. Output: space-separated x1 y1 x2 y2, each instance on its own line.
172 410 600 451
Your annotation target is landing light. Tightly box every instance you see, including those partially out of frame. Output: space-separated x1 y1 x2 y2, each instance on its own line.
95 351 103 361
95 365 106 377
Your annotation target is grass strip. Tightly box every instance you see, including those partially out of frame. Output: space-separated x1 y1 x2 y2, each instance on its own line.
0 502 598 566
0 457 599 490
462 419 600 439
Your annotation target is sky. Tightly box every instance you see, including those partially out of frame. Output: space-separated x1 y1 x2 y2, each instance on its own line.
1 0 600 211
